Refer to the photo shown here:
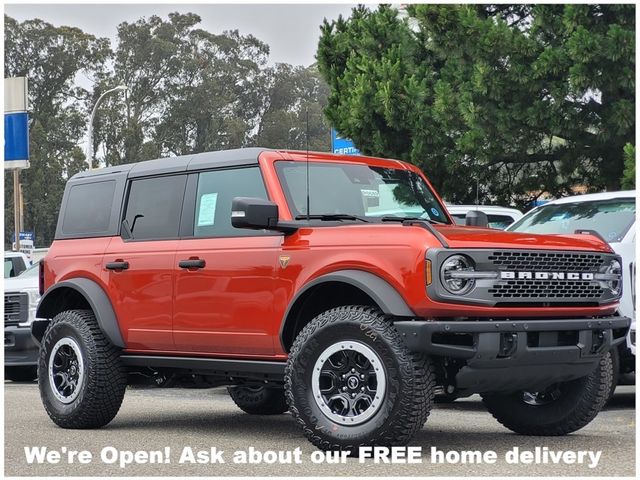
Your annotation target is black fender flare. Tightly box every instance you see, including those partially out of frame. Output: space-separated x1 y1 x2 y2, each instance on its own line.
279 269 416 349
34 278 125 348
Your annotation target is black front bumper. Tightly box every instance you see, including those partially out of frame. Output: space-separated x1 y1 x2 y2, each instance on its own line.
394 316 630 394
4 326 39 366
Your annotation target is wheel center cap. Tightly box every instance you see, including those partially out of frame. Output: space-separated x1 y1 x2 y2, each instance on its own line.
70 365 77 376
347 375 360 389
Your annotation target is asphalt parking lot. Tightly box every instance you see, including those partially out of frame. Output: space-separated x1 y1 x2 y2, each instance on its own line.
4 381 635 477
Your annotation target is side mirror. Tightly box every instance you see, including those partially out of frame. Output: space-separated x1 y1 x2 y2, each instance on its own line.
465 210 489 228
231 197 298 234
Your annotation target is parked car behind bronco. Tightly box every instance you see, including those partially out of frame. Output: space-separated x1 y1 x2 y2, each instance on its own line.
507 191 636 393
5 261 41 381
447 204 523 230
5 251 30 278
33 148 629 451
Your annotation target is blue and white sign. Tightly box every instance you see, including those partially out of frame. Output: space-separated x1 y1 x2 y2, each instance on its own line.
4 77 29 169
11 231 34 242
331 129 360 155
11 231 35 258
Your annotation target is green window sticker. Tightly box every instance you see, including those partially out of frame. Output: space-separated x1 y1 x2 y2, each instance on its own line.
197 192 218 227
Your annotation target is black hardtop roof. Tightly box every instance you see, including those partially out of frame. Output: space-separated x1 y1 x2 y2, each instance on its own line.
70 147 272 181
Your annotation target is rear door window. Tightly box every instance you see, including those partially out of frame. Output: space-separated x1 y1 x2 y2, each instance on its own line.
124 175 187 240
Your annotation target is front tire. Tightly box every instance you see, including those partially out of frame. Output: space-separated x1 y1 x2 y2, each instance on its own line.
38 309 127 428
227 386 288 414
285 306 436 451
482 352 612 435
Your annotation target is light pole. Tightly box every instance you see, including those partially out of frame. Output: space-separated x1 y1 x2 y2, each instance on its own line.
86 85 127 170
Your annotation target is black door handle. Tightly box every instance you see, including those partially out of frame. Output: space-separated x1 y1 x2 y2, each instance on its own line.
179 259 206 269
106 261 129 271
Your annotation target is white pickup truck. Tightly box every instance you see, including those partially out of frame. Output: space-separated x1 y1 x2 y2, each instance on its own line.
4 251 31 278
4 261 41 381
507 191 636 390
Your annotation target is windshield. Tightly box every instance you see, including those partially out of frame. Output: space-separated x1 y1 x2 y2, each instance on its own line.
508 198 636 242
275 161 450 223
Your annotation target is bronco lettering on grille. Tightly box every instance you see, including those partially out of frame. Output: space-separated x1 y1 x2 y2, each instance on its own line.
500 271 595 280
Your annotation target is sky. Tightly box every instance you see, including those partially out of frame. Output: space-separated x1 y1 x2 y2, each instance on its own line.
4 3 358 67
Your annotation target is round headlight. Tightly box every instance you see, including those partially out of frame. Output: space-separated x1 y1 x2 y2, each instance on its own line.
440 254 476 295
605 259 622 295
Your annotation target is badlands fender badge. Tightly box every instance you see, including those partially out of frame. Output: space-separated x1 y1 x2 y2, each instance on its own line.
279 255 291 269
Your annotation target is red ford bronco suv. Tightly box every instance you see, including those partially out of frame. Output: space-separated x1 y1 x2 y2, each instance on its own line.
33 148 630 451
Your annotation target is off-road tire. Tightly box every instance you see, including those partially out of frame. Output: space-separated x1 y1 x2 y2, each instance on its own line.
5 365 38 382
38 309 127 428
285 306 436 451
606 347 620 402
482 352 612 436
227 386 288 414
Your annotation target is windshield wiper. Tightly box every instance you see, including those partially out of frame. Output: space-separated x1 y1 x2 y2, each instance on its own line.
379 215 447 225
295 214 370 223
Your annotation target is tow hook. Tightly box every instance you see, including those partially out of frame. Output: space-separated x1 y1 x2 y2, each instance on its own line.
498 333 518 358
590 330 607 354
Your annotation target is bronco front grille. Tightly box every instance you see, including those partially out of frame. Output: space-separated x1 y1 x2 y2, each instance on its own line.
488 251 605 272
487 251 608 301
4 293 28 327
489 279 604 299
427 248 620 307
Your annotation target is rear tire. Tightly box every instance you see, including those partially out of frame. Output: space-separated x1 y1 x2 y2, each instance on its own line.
482 352 612 435
38 309 127 428
5 365 38 382
227 386 288 415
285 306 436 451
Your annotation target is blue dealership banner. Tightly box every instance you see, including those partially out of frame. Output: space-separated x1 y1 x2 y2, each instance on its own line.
11 231 34 243
4 76 30 169
331 129 360 155
4 111 29 162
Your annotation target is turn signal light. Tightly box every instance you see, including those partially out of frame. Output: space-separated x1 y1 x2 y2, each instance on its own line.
425 259 432 285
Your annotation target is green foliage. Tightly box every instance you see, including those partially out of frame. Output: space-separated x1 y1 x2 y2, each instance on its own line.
4 13 330 247
255 64 331 152
4 15 110 246
317 5 635 207
621 143 635 189
92 13 330 164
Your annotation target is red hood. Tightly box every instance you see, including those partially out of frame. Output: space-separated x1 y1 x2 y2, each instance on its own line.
433 225 613 253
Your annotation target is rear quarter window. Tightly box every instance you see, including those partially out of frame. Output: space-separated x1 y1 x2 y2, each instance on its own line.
61 180 116 235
